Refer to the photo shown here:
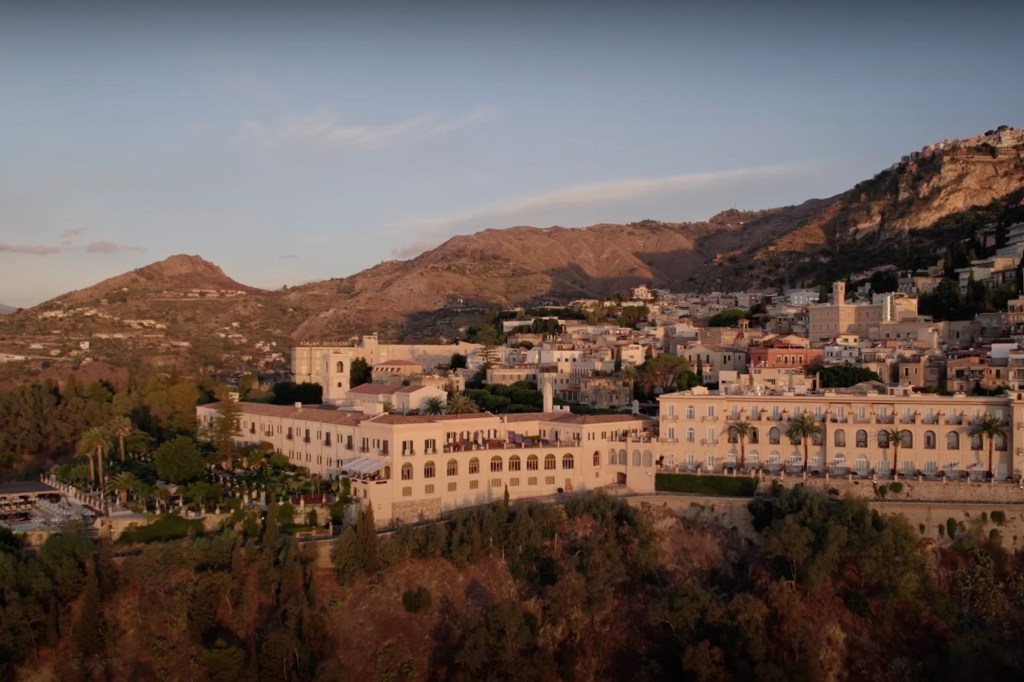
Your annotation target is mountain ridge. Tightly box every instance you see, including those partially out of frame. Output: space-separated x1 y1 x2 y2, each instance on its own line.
1 128 1022 382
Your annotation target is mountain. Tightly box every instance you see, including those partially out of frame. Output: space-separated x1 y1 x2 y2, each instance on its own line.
0 304 15 315
0 128 1022 383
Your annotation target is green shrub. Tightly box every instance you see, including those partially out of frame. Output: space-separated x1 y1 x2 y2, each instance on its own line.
889 482 903 495
991 510 1007 525
655 474 758 497
938 524 945 537
401 586 432 613
946 517 958 539
118 515 205 544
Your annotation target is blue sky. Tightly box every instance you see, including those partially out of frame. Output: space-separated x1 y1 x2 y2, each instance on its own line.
1 1 1022 307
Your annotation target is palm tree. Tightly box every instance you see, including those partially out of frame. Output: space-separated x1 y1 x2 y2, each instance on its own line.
785 413 822 474
77 426 112 491
446 394 478 415
107 415 133 462
970 414 1008 479
727 420 753 471
421 396 446 415
106 471 140 507
882 428 908 480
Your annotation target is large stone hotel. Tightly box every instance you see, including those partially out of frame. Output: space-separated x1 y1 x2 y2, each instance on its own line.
197 401 657 524
655 384 1024 480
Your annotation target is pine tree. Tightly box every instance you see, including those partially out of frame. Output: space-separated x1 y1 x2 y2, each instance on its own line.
332 527 360 585
355 506 380 574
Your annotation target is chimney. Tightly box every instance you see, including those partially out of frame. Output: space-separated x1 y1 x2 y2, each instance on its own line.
294 402 302 411
542 378 554 413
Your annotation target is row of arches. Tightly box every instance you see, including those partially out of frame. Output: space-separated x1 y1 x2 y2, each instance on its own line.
400 454 575 480
607 449 654 467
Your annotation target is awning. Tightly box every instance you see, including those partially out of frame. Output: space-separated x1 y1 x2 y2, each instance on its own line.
340 458 388 475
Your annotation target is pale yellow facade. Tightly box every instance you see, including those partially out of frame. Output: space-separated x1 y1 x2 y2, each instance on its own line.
197 402 657 524
657 387 1024 480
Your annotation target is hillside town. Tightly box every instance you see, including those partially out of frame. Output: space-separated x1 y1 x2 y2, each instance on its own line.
182 232 1024 526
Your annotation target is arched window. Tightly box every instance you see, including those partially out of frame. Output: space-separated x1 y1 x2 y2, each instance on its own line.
996 433 1008 451
900 431 912 448
769 427 781 445
924 431 936 449
970 433 982 450
619 449 626 464
593 451 601 466
608 449 616 466
642 451 653 467
562 454 575 470
834 429 846 447
424 461 435 478
947 432 960 450
401 463 413 481
468 457 480 474
686 428 696 443
856 430 867 448
528 455 539 470
490 456 503 472
447 459 458 476
509 455 521 471
632 450 641 466
686 405 695 420
544 454 556 470
335 361 344 373
878 432 889 448
749 428 759 444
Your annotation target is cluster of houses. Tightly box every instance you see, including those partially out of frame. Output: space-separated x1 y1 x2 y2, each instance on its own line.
199 263 1024 523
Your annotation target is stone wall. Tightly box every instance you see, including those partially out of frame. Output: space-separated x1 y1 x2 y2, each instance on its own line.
391 497 443 524
757 473 1024 504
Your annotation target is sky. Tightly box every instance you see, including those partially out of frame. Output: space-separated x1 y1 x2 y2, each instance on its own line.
1 0 1023 307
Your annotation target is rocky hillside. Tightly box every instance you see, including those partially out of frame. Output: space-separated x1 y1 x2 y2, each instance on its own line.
0 128 1022 381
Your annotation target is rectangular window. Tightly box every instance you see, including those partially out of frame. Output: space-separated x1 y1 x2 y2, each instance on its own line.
545 476 555 485
402 487 412 497
528 477 537 486
346 435 353 450
447 482 457 492
469 480 479 490
425 484 435 495
510 478 520 487
491 478 502 488
707 405 716 418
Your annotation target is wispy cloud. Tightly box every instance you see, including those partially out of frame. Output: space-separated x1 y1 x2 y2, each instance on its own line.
239 107 493 154
59 227 86 240
400 164 814 236
390 240 439 260
85 240 145 254
280 253 298 260
0 242 61 255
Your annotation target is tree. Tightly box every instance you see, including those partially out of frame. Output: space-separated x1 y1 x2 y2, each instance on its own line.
785 414 821 474
355 506 380 574
105 471 140 507
106 415 133 462
881 428 908 480
446 394 478 415
707 308 747 327
640 355 694 395
76 426 111 491
969 415 1007 478
728 421 754 470
449 353 468 370
153 436 205 483
208 392 241 469
421 396 445 415
350 357 372 388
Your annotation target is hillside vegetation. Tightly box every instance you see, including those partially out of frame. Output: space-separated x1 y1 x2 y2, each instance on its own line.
5 487 1024 681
